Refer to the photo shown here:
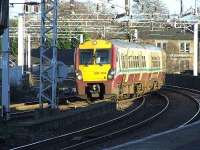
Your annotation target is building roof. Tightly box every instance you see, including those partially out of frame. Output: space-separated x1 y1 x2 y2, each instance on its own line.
111 39 161 51
138 29 193 40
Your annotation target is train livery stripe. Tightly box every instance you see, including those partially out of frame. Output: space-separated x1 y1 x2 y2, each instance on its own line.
119 67 161 73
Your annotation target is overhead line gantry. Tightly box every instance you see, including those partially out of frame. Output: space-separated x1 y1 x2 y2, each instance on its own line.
40 0 58 109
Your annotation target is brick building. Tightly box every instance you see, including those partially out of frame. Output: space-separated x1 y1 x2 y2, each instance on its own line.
24 0 39 14
138 29 195 74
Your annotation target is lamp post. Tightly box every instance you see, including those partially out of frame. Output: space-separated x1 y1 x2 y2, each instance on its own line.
193 0 198 76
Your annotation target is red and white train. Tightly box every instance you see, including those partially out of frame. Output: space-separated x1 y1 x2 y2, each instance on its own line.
75 39 166 100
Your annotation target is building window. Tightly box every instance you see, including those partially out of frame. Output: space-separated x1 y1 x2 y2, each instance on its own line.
156 41 167 50
185 43 190 52
180 43 185 52
34 6 39 13
25 5 29 12
180 42 190 53
163 43 167 50
156 42 161 48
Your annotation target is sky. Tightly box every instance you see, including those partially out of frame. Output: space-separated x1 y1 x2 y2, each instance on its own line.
9 0 197 17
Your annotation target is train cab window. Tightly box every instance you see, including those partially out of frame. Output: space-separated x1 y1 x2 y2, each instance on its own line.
80 49 93 65
95 49 110 64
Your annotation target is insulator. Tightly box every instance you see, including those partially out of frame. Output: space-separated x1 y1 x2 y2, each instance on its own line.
111 5 115 9
97 4 99 11
155 6 157 12
141 5 144 11
70 0 75 6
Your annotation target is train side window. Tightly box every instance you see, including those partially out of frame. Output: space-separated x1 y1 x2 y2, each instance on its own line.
135 56 137 68
137 56 139 68
124 56 127 68
125 56 127 68
131 56 132 68
132 56 134 68
142 56 146 68
122 56 125 68
126 55 129 68
130 56 132 68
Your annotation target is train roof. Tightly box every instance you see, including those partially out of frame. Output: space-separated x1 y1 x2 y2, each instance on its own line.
111 39 161 51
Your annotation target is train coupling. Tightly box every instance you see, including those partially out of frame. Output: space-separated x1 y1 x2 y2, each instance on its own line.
90 84 100 94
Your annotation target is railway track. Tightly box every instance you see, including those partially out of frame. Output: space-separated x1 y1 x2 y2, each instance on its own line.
101 87 200 150
9 87 200 150
11 93 169 150
164 85 200 127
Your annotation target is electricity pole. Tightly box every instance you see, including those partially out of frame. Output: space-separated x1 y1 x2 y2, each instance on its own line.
1 1 10 120
40 0 58 109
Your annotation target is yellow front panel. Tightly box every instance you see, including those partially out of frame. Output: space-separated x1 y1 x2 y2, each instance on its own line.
79 64 111 81
79 40 112 49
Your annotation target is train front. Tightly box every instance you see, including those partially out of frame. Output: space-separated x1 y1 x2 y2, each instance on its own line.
75 40 116 100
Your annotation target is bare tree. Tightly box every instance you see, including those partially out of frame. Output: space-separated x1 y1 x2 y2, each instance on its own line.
59 1 91 16
131 0 169 18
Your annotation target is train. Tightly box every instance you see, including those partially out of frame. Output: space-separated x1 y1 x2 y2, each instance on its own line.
75 39 166 101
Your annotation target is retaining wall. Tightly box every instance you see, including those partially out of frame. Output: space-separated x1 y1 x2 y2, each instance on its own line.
166 74 200 90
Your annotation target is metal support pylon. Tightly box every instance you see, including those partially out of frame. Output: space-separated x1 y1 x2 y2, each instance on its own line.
40 0 58 109
1 0 10 120
1 28 10 120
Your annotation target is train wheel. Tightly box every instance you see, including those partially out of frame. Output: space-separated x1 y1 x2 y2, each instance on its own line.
86 93 93 104
99 94 104 100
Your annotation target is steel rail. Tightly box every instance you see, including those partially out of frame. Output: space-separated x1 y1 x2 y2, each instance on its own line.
164 85 200 127
10 97 145 150
60 93 169 150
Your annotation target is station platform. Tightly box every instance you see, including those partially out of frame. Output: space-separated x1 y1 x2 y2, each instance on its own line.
106 120 200 150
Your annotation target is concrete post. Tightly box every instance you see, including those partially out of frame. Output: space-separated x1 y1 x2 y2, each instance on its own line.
134 29 138 40
193 23 198 76
18 14 24 74
27 34 31 70
1 28 10 120
80 34 84 44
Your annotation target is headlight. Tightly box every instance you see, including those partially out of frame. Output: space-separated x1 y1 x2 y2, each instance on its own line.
107 69 116 80
76 70 83 80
